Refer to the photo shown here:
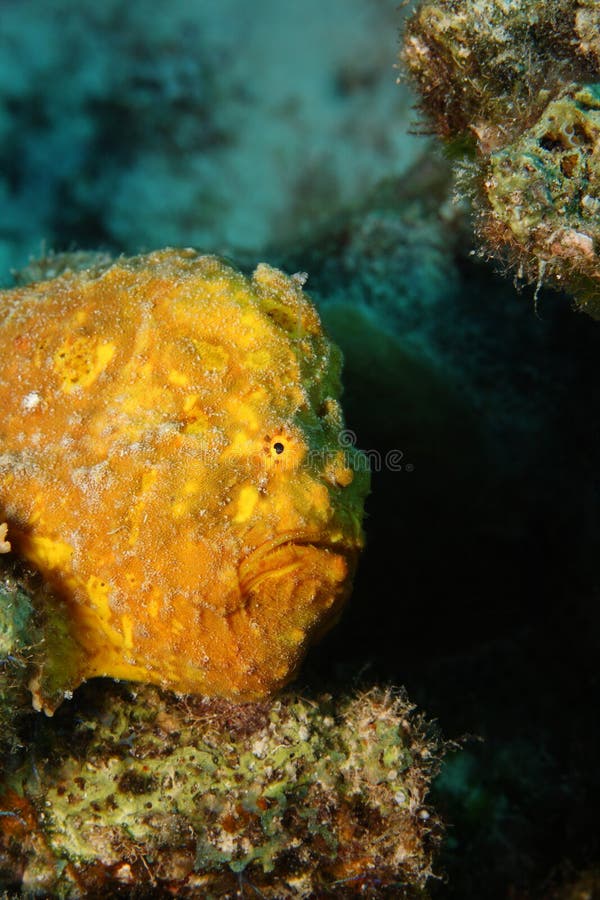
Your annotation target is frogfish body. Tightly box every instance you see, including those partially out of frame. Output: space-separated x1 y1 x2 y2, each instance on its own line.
0 250 368 712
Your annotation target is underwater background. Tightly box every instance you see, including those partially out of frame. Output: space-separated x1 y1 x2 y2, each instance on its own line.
1 0 600 897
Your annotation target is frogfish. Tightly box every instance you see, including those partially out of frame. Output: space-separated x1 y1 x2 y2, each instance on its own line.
0 249 368 712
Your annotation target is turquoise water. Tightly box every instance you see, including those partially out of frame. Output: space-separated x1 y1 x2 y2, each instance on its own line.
0 0 417 276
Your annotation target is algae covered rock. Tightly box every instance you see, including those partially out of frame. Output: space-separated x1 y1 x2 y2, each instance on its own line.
401 0 589 150
0 683 442 897
0 561 41 755
482 84 600 317
576 1 600 69
401 0 600 317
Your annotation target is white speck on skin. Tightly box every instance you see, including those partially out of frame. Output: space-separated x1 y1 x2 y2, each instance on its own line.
22 391 41 411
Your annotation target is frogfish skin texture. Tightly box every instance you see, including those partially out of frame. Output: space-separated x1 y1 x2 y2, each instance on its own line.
0 249 368 712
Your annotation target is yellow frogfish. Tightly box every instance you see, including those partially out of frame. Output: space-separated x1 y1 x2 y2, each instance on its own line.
0 249 368 712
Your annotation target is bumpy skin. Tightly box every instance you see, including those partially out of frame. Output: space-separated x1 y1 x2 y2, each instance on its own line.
0 249 368 711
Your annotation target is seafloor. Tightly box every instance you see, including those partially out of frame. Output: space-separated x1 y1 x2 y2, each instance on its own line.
1 1 600 897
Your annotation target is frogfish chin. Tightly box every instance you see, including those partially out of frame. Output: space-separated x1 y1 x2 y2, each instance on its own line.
0 249 369 712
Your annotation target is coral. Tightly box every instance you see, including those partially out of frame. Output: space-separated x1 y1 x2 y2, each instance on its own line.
0 249 368 712
481 84 600 316
401 0 600 316
0 562 40 756
576 1 600 69
401 0 590 150
0 683 442 897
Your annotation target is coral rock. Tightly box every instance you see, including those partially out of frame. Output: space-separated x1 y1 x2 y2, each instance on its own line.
401 0 600 315
481 85 600 316
0 685 441 898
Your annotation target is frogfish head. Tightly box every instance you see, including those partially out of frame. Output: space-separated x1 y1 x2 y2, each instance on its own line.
0 250 369 711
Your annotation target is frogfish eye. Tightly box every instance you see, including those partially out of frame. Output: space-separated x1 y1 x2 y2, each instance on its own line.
264 431 305 469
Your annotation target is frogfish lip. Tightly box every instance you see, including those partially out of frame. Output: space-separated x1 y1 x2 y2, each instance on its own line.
238 530 356 598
